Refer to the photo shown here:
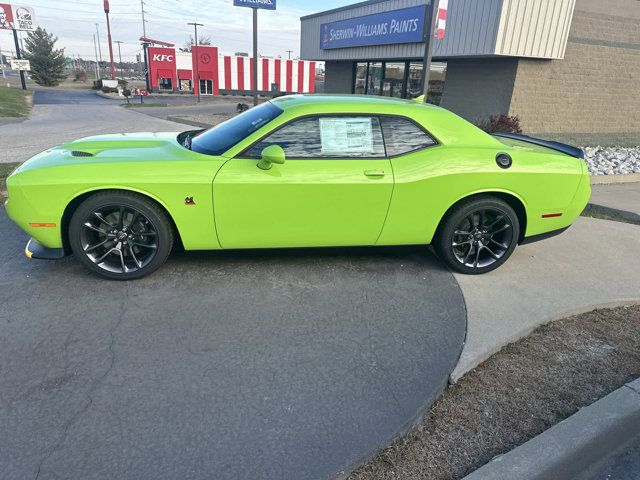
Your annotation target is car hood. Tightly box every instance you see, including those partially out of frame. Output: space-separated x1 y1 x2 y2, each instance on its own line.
16 132 191 173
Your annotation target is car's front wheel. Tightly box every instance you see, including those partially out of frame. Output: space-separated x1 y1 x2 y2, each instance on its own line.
434 196 520 275
68 191 174 280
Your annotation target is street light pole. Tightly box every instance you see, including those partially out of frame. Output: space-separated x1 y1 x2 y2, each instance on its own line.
114 40 124 79
187 22 203 103
252 7 258 106
286 50 293 60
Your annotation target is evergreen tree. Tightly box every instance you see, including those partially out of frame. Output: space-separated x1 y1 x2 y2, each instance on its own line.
23 27 67 86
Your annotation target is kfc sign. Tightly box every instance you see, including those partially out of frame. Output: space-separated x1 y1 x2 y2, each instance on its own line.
0 3 37 31
152 54 174 62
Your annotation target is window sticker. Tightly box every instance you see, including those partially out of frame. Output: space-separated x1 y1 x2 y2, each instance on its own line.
320 117 373 155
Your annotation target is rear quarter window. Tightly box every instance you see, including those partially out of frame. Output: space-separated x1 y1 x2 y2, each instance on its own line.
381 117 436 157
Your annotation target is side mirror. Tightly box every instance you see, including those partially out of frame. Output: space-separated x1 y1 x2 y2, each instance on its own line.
257 145 285 170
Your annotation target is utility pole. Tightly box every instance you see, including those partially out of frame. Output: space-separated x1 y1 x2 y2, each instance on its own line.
421 0 440 103
104 0 116 80
187 22 203 103
140 0 147 38
286 50 293 60
114 40 124 79
95 23 103 64
92 33 100 80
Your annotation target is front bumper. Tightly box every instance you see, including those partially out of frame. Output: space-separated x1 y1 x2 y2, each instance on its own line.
25 238 67 260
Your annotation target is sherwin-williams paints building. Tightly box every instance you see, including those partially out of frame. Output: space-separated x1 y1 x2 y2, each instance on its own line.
301 0 640 146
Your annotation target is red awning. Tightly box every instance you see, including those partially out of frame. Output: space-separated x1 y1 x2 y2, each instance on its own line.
156 69 174 79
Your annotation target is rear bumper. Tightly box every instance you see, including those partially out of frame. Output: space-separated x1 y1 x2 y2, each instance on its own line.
25 238 67 260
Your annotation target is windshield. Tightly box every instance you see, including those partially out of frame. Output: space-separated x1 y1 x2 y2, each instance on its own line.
189 102 284 156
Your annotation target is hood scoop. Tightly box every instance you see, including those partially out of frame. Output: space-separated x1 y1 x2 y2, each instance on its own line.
71 150 95 157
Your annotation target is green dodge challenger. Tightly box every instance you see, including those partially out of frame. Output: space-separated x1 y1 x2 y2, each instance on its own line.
4 95 590 280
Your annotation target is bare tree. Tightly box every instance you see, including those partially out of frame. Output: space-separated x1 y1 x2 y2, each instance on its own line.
180 36 212 53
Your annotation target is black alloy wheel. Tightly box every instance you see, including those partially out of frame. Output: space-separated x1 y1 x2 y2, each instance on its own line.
69 191 173 280
434 196 520 274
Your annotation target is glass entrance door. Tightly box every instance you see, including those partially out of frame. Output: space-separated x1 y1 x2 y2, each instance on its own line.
199 79 213 95
382 62 405 98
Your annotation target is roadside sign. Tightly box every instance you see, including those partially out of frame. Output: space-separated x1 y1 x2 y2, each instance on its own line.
0 3 37 31
233 0 276 10
10 58 30 70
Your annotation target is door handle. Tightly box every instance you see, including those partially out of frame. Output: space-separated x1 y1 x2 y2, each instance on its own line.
364 170 385 178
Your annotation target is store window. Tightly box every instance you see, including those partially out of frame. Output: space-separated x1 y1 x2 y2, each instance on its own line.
352 61 447 102
159 77 173 91
354 62 367 94
366 62 383 96
383 62 405 98
427 62 447 105
406 62 424 99
179 79 192 92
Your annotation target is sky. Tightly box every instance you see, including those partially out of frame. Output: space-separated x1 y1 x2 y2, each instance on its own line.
0 0 354 61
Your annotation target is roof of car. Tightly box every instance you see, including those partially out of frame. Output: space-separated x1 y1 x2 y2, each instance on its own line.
271 94 442 112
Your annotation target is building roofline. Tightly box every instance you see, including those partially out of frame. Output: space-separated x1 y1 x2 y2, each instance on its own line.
300 0 414 21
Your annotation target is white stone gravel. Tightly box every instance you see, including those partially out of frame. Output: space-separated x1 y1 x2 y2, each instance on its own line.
582 146 640 175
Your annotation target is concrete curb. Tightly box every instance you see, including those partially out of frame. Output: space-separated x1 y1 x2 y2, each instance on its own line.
582 203 640 226
462 378 640 480
590 173 640 185
94 90 121 100
450 300 640 383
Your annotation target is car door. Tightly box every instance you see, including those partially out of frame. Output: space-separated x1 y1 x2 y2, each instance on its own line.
213 115 394 249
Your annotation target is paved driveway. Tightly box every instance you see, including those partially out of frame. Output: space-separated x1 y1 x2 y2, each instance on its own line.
0 208 467 480
0 89 188 164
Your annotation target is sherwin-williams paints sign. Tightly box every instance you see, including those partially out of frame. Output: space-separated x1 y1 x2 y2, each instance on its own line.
320 5 427 49
233 0 276 10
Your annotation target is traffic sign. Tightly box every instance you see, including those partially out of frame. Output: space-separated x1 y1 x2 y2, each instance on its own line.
10 58 30 71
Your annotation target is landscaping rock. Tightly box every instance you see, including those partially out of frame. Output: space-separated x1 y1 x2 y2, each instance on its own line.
583 146 640 175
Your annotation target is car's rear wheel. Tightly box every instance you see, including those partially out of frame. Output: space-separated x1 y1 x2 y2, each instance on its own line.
434 196 520 275
68 191 173 280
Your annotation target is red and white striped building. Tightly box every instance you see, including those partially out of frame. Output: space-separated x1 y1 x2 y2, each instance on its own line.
147 45 317 96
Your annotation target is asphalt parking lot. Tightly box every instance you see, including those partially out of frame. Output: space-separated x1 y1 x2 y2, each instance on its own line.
0 89 187 164
0 208 466 480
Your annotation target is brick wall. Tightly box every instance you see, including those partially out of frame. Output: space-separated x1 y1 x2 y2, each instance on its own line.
508 1 640 146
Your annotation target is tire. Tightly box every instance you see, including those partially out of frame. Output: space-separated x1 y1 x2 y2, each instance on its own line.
68 191 174 280
434 196 520 275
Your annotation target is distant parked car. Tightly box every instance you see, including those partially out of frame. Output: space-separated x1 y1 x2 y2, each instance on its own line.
5 95 590 279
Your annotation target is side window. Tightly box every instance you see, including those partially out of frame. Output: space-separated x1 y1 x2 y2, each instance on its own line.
243 116 385 159
381 116 436 157
244 117 322 158
318 116 385 158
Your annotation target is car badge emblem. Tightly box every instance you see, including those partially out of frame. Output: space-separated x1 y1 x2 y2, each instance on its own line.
185 196 196 205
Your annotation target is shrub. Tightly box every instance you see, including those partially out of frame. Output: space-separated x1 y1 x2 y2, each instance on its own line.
478 115 523 134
